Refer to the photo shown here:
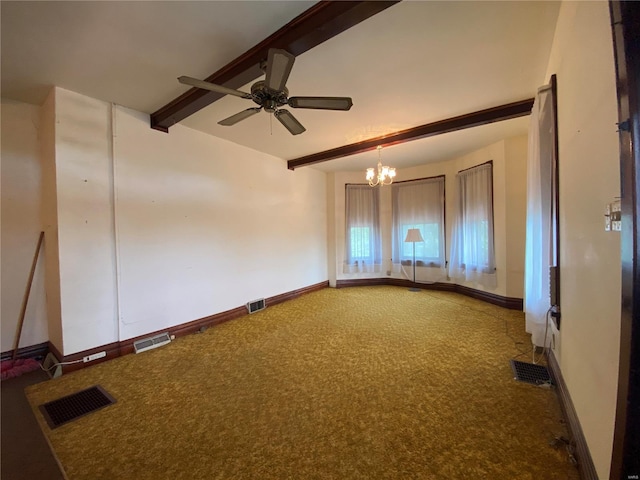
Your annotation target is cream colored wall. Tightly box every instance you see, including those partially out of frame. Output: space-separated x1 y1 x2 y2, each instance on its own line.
545 2 621 478
329 136 528 300
504 136 528 299
45 87 327 352
0 99 48 352
326 173 337 287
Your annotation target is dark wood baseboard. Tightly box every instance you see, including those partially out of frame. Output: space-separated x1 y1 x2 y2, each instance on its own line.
454 284 523 310
547 350 598 480
0 341 50 361
267 281 329 306
54 281 329 374
335 278 523 310
336 278 401 288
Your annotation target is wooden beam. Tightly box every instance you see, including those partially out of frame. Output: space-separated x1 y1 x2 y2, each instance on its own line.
287 98 535 170
150 1 400 132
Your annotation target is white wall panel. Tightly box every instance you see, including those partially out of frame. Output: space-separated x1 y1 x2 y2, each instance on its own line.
54 88 118 354
112 106 327 340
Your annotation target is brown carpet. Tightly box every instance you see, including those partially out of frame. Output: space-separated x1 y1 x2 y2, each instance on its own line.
26 286 579 479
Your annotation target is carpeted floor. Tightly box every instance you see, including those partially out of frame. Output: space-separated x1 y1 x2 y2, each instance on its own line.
25 286 579 480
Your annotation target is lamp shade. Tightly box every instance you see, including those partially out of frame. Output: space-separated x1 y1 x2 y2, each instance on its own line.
404 228 424 243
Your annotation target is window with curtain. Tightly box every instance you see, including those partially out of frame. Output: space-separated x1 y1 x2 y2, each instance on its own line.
525 84 558 346
449 162 497 288
344 184 381 273
391 177 446 281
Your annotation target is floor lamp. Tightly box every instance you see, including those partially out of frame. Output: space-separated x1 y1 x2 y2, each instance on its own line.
404 228 424 292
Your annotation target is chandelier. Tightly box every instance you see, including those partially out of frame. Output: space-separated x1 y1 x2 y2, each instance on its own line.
366 146 396 187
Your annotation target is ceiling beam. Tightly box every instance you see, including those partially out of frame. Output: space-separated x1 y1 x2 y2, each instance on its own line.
150 1 400 132
287 98 535 170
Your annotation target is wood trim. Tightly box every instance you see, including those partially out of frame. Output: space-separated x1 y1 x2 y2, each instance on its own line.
54 281 329 374
266 280 329 306
457 159 493 174
392 174 446 185
47 342 63 364
150 1 399 132
550 74 561 330
335 279 522 309
287 99 534 170
336 278 402 288
546 351 598 480
0 341 49 361
609 1 640 478
453 284 522 310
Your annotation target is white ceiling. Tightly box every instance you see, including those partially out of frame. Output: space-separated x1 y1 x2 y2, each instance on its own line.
1 1 559 172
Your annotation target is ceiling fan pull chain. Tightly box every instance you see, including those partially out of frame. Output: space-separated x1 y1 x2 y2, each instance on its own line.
270 112 273 136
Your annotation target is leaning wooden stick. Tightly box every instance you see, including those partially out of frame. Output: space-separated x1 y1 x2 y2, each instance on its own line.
12 231 45 361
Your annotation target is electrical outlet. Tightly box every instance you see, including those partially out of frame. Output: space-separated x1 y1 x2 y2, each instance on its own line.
83 351 106 363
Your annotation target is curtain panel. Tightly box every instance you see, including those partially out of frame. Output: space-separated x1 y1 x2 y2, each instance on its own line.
343 185 382 273
391 177 446 281
449 162 497 288
525 89 555 346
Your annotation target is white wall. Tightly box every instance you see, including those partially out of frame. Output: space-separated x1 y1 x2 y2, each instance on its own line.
328 136 528 300
55 88 119 354
1 99 48 352
545 2 621 478
112 106 327 340
48 88 328 352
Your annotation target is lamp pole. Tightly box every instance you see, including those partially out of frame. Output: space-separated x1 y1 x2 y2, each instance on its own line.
404 228 424 292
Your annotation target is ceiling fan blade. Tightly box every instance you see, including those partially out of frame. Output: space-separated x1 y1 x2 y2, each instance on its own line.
274 109 306 135
288 96 354 111
178 76 252 99
218 108 262 126
264 49 295 92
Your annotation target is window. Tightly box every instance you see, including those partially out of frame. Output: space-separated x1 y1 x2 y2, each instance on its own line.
392 177 446 281
449 162 496 287
400 223 440 259
344 185 381 273
350 226 372 259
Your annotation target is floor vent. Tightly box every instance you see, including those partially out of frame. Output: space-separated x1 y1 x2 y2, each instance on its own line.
510 359 552 385
134 332 171 354
246 298 266 314
39 385 116 429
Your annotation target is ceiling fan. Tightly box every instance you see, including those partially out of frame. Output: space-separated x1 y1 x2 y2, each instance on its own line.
178 48 353 135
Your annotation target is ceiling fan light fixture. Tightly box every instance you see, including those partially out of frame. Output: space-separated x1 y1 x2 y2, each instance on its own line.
178 48 353 135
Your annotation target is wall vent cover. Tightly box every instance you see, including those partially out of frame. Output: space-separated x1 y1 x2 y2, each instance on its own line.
246 298 266 314
134 332 171 354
